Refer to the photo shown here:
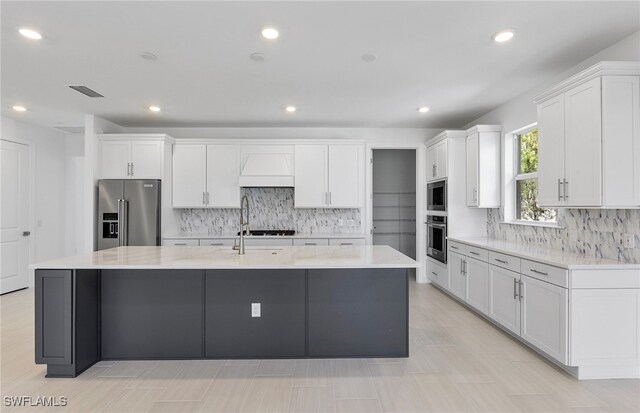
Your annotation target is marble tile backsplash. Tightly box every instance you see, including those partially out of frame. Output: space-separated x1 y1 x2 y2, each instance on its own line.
487 209 640 264
178 187 361 235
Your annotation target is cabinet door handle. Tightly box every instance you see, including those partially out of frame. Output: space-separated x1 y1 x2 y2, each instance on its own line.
208 243 223 246
450 245 459 250
203 192 206 205
513 278 518 300
305 242 317 246
495 258 508 264
329 192 332 205
529 268 548 276
127 163 131 176
432 271 438 276
558 179 562 201
131 163 134 176
519 280 524 301
340 242 353 246
564 179 569 200
469 251 480 256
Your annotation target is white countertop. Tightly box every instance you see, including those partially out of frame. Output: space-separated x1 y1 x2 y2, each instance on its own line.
163 233 366 240
30 245 418 270
448 236 640 270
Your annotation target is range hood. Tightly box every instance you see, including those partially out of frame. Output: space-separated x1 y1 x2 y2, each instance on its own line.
238 153 294 187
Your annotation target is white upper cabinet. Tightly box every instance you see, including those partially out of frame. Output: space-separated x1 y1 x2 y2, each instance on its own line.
602 76 640 207
294 145 328 208
537 95 566 207
99 135 169 180
173 145 207 208
564 77 602 206
207 145 240 208
427 140 447 182
100 140 131 179
465 126 501 208
173 144 240 208
294 143 363 208
535 61 640 208
328 144 361 207
130 141 163 179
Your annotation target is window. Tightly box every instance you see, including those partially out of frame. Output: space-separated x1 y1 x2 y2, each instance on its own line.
514 127 556 222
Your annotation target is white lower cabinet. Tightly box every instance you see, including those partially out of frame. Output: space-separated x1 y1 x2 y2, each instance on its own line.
448 251 466 300
293 238 329 246
199 239 235 247
520 275 568 364
427 259 448 289
328 238 365 246
465 257 489 314
163 239 199 246
488 265 521 335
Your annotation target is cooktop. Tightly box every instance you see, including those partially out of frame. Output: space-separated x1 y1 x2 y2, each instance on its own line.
237 229 296 236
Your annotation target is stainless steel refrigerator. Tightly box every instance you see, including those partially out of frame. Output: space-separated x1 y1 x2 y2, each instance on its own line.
97 180 161 250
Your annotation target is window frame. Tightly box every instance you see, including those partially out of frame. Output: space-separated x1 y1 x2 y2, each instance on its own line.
508 124 558 226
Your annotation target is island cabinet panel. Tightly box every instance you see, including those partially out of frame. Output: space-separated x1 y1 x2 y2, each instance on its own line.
35 270 73 365
307 269 408 357
35 269 101 378
101 270 204 359
205 269 306 358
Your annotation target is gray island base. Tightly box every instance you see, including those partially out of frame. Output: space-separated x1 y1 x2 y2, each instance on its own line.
32 246 417 378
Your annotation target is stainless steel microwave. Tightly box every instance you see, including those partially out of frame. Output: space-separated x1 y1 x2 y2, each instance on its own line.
427 180 446 211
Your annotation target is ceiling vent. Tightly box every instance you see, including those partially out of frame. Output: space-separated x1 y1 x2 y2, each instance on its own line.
68 85 104 98
54 126 85 134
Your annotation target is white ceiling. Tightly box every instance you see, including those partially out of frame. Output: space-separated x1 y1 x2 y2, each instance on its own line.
2 1 639 130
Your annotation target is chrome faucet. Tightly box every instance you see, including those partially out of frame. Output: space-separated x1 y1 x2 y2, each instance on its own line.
236 194 250 255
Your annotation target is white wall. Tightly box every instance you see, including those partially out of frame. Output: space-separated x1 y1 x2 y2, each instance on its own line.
1 116 68 285
464 31 640 132
64 134 84 255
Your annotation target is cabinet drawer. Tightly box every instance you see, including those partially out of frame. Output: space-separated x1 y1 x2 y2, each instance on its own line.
428 260 448 289
489 251 521 273
199 238 235 247
465 245 488 262
521 259 568 288
448 241 465 253
244 238 294 247
293 238 330 246
163 239 199 246
328 238 365 246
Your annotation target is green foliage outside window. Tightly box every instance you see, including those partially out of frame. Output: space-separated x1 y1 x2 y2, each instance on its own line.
516 129 556 222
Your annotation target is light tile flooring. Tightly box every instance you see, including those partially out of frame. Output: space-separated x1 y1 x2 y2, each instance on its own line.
1 280 638 413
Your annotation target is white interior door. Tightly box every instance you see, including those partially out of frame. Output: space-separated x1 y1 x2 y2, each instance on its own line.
1 140 31 294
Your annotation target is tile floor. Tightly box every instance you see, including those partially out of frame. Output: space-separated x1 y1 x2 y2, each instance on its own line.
1 279 638 412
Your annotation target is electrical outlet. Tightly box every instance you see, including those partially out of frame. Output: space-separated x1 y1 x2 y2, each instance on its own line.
622 233 635 249
251 303 261 318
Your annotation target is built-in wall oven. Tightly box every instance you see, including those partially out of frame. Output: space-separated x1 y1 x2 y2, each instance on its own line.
427 215 447 263
427 180 446 211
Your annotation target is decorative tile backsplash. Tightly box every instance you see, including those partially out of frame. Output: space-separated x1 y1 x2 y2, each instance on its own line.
178 187 361 235
488 208 640 264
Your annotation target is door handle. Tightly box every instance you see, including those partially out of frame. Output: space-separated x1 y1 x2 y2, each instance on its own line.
22 231 31 237
563 179 568 200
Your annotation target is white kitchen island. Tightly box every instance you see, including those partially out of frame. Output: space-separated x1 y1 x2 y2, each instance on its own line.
31 245 418 378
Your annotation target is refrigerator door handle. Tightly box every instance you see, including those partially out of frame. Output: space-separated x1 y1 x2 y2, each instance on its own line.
118 199 129 247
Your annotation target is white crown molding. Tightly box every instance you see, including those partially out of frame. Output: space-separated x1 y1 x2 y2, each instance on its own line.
533 61 640 104
425 130 465 147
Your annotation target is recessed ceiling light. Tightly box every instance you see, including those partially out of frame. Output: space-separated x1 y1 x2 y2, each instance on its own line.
285 106 296 113
149 106 161 112
12 105 27 112
361 53 377 62
18 28 42 40
261 27 279 40
250 53 265 62
140 52 158 61
417 106 430 113
492 29 514 43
